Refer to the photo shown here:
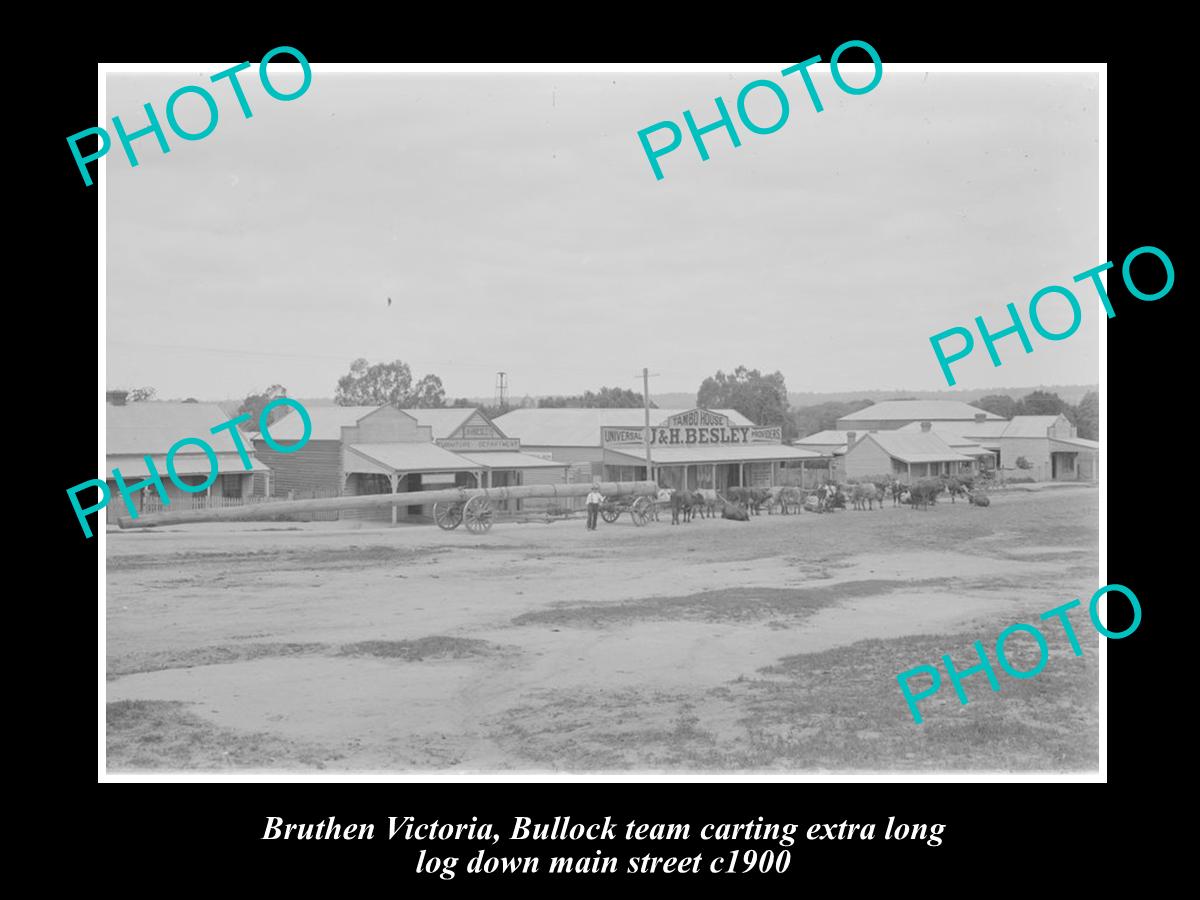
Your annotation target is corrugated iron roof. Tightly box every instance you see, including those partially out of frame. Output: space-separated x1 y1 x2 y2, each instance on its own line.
107 451 268 479
998 415 1066 437
840 400 1003 422
1050 436 1100 451
857 432 974 463
794 429 857 445
606 445 819 465
494 408 755 447
346 442 480 473
456 451 567 469
106 402 262 458
265 405 381 442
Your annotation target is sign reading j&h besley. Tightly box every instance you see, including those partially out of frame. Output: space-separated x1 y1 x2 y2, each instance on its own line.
601 410 782 447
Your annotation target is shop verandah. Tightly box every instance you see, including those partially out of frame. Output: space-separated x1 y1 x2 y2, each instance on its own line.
603 445 825 492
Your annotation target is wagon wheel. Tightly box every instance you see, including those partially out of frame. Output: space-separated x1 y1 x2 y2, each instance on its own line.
600 503 621 524
433 501 463 530
630 496 653 527
462 495 494 533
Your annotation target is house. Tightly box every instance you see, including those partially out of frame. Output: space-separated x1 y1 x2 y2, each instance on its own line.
950 414 1099 482
836 400 1005 431
105 401 270 523
842 427 978 481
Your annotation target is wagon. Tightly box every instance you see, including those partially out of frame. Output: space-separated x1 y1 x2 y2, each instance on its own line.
599 495 656 527
432 495 494 533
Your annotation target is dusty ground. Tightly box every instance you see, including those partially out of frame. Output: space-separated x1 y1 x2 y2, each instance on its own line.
105 486 1100 773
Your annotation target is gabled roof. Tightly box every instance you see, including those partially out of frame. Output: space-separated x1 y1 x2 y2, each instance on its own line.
493 408 755 447
854 432 974 464
839 400 1004 422
106 402 256 456
400 408 488 440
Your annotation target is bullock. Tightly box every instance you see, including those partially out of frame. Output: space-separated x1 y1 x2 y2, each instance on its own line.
721 501 750 521
670 489 699 524
942 475 969 503
891 481 908 507
968 489 991 507
909 478 942 511
778 486 805 515
693 489 721 519
851 482 881 511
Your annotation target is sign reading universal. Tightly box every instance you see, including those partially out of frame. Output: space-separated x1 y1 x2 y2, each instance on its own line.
603 410 782 447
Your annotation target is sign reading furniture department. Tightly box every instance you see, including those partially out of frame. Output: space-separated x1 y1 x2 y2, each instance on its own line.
603 410 782 447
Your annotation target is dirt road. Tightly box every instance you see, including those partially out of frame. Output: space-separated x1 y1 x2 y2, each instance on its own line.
106 487 1100 772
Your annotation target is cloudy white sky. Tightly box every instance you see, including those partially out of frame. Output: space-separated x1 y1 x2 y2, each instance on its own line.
105 67 1100 401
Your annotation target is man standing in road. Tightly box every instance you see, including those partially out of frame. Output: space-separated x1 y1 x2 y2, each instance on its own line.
586 485 604 531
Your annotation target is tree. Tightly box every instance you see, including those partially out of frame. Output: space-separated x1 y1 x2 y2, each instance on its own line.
1018 389 1074 420
237 384 288 430
127 386 156 402
974 394 1020 419
410 374 446 408
334 359 447 407
1074 391 1099 440
697 366 793 438
538 386 651 408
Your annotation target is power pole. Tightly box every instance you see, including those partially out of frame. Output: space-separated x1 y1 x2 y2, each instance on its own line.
495 371 508 409
637 368 659 485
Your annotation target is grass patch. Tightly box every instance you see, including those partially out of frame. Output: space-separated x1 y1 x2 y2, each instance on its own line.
338 636 497 661
487 625 1097 772
108 642 330 679
511 579 950 628
106 700 330 771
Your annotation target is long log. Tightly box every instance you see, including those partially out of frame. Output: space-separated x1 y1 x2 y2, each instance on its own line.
117 480 658 529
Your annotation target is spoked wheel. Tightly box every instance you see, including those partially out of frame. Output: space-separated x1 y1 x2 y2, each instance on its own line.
433 501 463 530
463 495 494 533
630 496 653 526
600 504 621 524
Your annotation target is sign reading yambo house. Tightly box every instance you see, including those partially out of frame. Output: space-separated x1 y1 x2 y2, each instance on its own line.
602 409 783 447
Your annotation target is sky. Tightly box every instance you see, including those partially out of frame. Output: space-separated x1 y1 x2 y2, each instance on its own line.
105 67 1100 402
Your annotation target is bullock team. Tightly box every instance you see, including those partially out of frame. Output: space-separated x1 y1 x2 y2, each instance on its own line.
655 473 991 525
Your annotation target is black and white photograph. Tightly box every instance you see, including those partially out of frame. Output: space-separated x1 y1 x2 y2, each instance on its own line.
96 61 1103 776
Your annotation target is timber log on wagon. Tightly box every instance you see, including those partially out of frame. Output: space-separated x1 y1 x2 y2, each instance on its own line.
117 481 660 534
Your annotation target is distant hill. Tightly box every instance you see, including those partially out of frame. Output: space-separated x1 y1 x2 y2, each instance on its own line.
651 385 1098 410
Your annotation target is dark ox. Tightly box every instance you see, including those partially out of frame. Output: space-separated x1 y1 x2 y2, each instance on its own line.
670 489 699 524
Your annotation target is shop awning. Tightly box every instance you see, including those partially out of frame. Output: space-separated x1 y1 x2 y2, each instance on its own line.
346 443 481 475
605 445 821 466
455 451 568 470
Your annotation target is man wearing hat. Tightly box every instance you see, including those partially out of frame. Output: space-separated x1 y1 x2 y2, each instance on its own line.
585 484 604 530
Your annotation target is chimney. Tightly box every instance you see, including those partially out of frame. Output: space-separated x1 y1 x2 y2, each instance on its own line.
920 421 932 432
974 412 987 423
846 431 857 447
106 389 128 406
